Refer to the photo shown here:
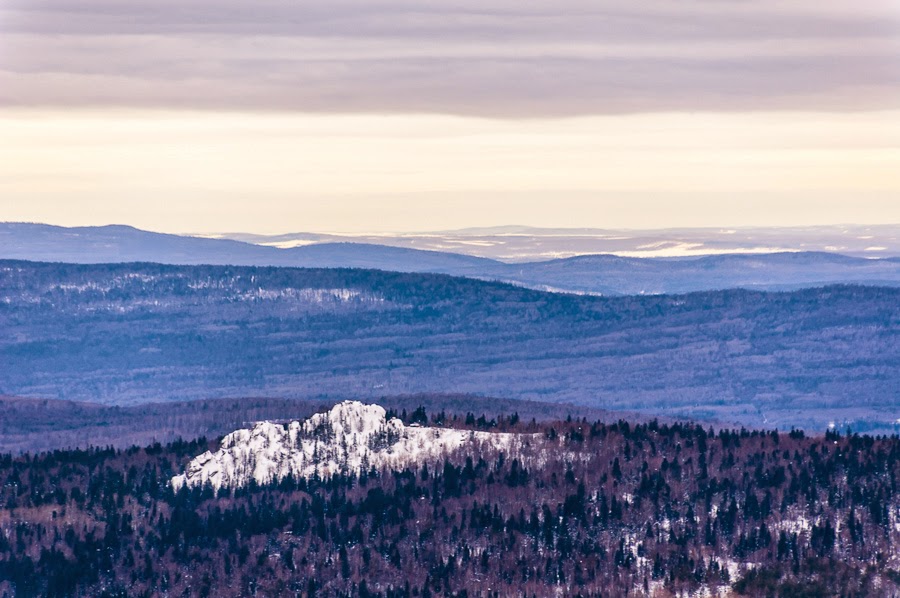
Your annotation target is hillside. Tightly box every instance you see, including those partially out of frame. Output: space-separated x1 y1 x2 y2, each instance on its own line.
501 252 900 295
1 404 898 597
172 401 536 490
3 223 900 295
1 261 898 432
0 223 493 273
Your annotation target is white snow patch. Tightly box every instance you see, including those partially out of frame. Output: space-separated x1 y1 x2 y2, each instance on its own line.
172 401 534 490
258 240 320 249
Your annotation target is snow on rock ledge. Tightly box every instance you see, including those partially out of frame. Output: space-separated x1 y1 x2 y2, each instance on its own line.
172 401 528 490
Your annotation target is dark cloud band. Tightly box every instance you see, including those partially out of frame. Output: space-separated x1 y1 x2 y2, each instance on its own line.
2 0 898 115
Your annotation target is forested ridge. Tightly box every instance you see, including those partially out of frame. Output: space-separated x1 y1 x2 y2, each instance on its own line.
1 409 898 597
2 260 899 432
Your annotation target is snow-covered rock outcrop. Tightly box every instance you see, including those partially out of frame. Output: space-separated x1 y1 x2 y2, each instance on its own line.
171 401 528 490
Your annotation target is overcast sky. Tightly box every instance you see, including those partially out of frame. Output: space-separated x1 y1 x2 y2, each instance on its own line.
1 0 899 232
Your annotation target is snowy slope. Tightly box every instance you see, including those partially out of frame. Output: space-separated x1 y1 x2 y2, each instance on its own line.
171 401 531 490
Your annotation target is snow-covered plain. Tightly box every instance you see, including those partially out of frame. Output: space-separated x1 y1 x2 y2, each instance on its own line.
172 401 532 490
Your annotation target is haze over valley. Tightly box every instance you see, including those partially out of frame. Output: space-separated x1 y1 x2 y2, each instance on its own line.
218 224 900 260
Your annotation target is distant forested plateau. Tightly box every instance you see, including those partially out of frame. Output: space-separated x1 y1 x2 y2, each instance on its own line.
0 260 898 432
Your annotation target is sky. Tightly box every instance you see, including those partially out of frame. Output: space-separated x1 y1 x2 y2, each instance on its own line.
1 0 899 233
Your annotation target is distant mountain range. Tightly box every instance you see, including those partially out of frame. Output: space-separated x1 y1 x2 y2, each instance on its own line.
217 223 900 260
3 222 900 295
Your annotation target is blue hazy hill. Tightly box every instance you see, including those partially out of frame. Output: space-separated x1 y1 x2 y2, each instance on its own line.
3 222 900 294
1 261 898 433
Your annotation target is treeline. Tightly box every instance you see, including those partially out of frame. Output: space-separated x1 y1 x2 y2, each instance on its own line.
0 394 620 454
1 413 899 597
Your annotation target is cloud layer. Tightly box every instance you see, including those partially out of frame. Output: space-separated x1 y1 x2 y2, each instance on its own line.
2 0 899 115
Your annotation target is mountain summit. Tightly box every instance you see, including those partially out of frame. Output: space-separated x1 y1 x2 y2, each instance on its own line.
172 401 530 490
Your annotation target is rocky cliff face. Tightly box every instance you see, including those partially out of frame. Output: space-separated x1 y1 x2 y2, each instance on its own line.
172 401 529 490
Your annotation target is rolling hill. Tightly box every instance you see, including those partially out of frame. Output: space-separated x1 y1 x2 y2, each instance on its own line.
1 260 897 432
2 222 900 295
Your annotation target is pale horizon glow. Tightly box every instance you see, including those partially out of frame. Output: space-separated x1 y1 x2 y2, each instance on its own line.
2 108 899 234
2 0 899 233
